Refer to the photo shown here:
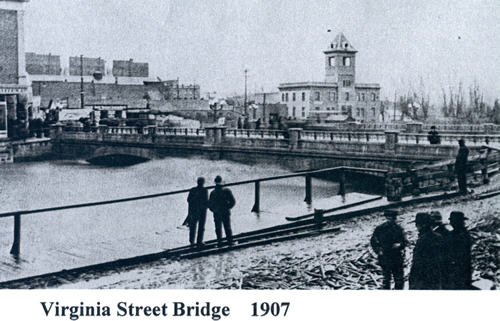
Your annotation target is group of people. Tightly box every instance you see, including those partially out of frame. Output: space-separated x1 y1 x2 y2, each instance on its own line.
184 175 235 248
371 209 472 290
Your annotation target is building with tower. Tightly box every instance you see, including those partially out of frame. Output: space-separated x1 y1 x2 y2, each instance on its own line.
278 33 381 123
0 0 30 140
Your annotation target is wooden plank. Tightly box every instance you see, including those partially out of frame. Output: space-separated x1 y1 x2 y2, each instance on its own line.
285 196 383 221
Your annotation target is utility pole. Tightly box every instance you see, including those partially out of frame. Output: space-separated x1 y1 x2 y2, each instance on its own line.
393 91 396 122
80 55 85 109
244 69 248 117
263 92 266 127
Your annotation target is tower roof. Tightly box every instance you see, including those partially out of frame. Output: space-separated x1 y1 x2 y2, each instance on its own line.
325 33 357 53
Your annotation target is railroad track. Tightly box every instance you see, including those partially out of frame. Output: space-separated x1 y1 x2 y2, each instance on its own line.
0 217 342 289
1 188 498 289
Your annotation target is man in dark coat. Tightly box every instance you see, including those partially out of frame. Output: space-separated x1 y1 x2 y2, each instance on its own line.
208 175 236 247
449 211 472 290
186 177 208 247
409 212 444 290
427 126 441 144
431 211 452 289
370 209 407 290
455 139 469 194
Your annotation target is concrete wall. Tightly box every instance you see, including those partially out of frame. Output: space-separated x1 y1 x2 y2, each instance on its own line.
10 138 52 162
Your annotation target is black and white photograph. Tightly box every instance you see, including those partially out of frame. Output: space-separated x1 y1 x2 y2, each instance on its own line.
0 0 499 319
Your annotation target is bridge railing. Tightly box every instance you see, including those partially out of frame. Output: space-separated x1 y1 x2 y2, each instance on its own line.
0 165 386 257
398 133 500 147
155 127 206 136
300 131 386 143
225 129 287 139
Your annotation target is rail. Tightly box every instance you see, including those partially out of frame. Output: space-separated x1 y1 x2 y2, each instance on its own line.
1 166 387 256
58 125 500 148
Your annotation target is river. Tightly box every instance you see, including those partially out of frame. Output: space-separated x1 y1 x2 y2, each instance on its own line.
0 157 345 282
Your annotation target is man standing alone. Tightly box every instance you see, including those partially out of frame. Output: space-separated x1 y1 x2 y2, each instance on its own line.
208 175 236 247
370 209 407 290
186 177 208 247
455 139 469 194
449 211 472 290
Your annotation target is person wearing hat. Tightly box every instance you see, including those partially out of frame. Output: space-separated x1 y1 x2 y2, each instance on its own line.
427 126 441 145
185 177 208 247
449 211 472 290
370 209 407 290
455 139 469 194
431 211 452 289
208 175 236 247
409 212 445 290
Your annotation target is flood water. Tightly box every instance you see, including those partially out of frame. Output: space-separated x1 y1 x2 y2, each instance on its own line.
0 157 347 282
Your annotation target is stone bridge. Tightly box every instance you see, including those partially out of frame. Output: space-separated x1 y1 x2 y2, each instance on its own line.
48 125 499 172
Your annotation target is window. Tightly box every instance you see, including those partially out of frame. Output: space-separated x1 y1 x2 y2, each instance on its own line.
329 57 335 66
345 92 349 101
356 108 360 117
293 93 296 101
282 93 285 102
372 108 376 116
286 93 289 102
357 93 360 101
315 92 320 101
342 80 351 87
362 93 365 101
343 57 351 66
361 108 365 117
331 92 336 102
371 93 376 101
302 107 306 117
302 92 305 101
292 107 296 117
315 106 320 111
326 92 330 101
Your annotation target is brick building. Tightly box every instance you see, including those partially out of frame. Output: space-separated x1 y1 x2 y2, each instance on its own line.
69 56 106 77
25 52 61 75
0 0 30 139
113 59 149 78
278 33 381 123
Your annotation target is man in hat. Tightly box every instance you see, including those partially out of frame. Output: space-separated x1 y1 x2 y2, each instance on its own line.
186 177 208 247
431 211 452 289
370 209 407 290
427 126 441 145
449 211 472 290
455 139 469 194
208 175 236 247
409 212 444 290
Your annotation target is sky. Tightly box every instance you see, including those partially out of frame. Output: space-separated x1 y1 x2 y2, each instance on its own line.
23 0 500 103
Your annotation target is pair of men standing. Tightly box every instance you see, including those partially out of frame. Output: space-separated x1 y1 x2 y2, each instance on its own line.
186 175 235 248
371 209 472 290
409 211 471 290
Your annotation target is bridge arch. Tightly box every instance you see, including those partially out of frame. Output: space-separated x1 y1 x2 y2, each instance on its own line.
87 146 161 166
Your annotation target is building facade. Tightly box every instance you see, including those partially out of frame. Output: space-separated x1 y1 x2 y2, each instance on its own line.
0 0 30 139
278 33 380 123
26 52 61 76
